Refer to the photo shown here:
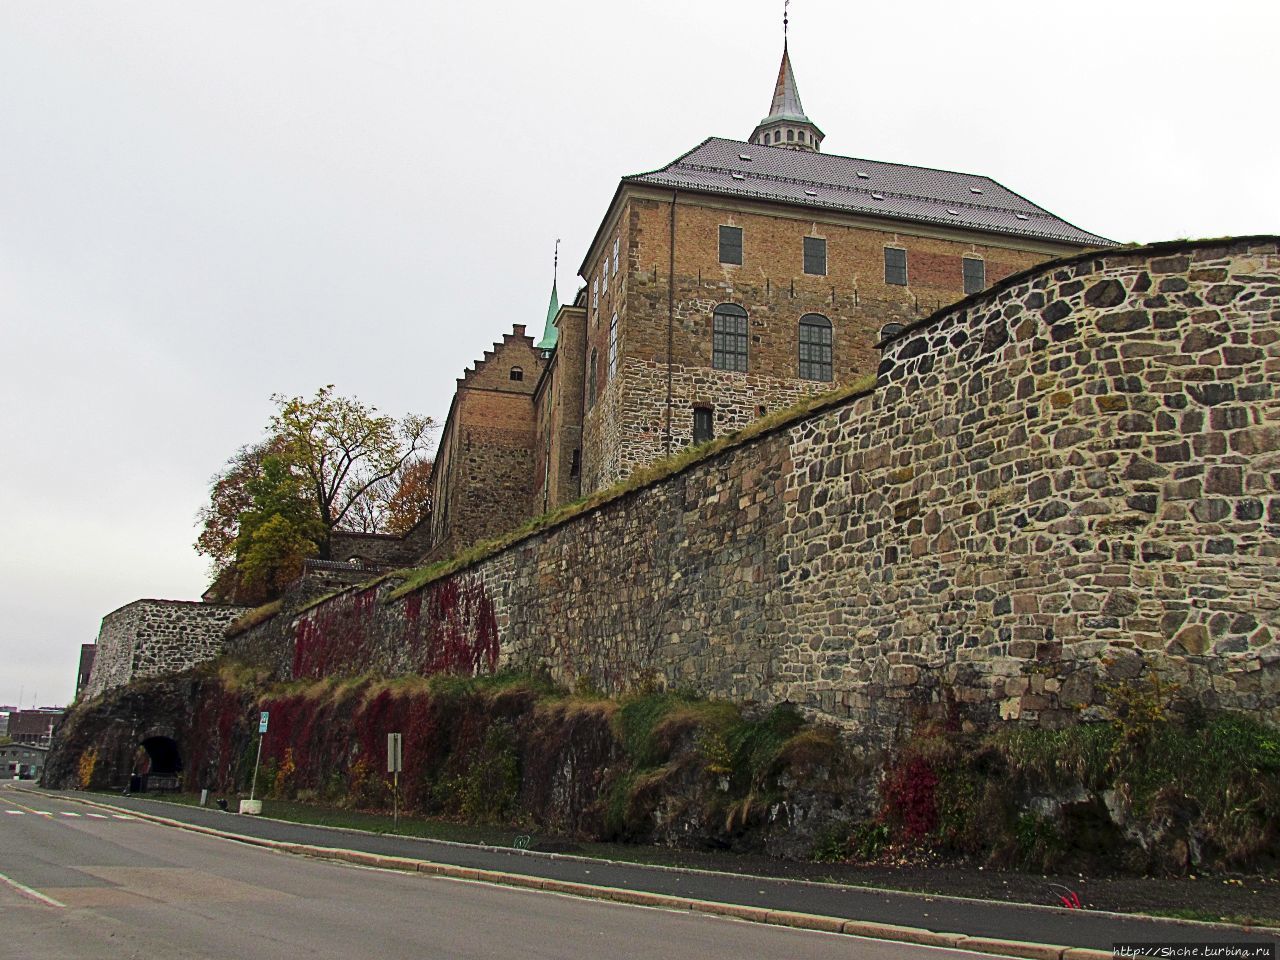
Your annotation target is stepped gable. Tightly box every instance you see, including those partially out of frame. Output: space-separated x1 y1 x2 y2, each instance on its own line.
457 324 540 389
626 137 1114 247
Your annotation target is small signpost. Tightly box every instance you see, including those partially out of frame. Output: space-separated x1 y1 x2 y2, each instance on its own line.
387 732 403 832
241 711 268 815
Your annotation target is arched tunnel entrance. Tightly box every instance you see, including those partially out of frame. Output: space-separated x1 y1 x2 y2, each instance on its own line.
136 736 183 792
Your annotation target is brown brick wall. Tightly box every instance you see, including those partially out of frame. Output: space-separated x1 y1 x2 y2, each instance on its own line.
577 189 1080 491
532 305 586 514
428 328 544 558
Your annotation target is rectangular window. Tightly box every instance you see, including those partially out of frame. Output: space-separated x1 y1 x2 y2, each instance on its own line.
592 277 599 312
608 312 618 380
884 247 908 286
612 237 620 275
803 237 827 276
693 407 713 444
712 307 749 372
718 225 743 265
602 262 607 294
963 256 985 294
570 449 580 477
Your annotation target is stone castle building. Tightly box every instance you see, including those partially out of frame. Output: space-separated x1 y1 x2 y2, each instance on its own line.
427 39 1113 558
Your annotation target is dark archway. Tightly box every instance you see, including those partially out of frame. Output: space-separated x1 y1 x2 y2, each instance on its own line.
139 736 182 791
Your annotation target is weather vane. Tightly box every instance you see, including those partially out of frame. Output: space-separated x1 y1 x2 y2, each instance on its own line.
784 0 790 37
553 238 560 282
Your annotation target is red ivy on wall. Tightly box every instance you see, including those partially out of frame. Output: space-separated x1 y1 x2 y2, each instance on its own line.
292 587 379 679
290 577 498 682
408 577 499 676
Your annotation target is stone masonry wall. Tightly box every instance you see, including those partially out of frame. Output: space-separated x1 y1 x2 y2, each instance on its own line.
250 239 1280 736
85 600 247 699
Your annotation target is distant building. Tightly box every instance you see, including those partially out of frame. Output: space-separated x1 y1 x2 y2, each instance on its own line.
1 742 49 780
8 708 64 746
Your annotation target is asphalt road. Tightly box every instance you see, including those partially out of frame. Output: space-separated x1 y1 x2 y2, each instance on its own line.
0 784 1018 960
36 785 1279 954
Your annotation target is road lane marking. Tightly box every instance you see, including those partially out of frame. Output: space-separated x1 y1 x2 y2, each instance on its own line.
59 812 81 817
113 815 137 820
86 813 108 819
4 810 24 815
0 871 66 909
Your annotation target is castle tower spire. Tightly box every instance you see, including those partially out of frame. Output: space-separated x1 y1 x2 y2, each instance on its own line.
535 239 561 352
749 3 824 152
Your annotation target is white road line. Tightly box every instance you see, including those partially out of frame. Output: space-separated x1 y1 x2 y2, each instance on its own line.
0 871 65 909
112 814 136 820
4 810 24 815
59 812 81 817
86 813 108 819
34 811 53 817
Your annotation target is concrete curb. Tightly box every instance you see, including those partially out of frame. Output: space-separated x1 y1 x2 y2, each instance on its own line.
14 788 1124 960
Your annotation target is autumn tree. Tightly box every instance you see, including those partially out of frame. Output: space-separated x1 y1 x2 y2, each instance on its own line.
270 385 434 537
232 453 327 599
195 438 283 570
196 387 435 602
342 457 434 535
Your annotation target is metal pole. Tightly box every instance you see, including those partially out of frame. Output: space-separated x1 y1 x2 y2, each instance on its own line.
393 770 399 832
249 732 263 802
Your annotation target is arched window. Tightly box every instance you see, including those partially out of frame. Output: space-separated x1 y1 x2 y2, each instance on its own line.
799 314 833 381
587 347 598 406
509 366 523 382
712 304 748 372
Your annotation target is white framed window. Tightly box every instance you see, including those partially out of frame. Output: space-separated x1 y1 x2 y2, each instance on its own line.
592 277 599 312
612 237 620 275
602 261 607 294
608 312 618 379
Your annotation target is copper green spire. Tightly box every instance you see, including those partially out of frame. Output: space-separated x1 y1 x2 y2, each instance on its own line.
749 3 824 152
535 239 561 352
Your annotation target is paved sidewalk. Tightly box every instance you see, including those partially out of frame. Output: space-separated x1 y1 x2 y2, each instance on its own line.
29 787 1277 954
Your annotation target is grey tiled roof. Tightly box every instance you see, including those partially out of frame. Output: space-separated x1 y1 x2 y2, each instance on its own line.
626 138 1114 247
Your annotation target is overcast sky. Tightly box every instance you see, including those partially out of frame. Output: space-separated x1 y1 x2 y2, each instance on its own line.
1 1 1276 709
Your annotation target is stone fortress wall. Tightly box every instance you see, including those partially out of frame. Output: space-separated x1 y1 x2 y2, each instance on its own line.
84 599 247 700
219 238 1280 732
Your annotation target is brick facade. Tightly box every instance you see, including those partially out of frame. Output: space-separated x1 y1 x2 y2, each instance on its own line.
574 188 1086 493
427 326 545 559
532 304 587 516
